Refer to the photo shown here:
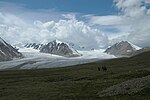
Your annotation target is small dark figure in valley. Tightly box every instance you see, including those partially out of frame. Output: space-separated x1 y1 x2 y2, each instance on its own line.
102 66 107 72
98 67 100 71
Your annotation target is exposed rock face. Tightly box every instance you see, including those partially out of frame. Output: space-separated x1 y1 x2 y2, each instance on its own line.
24 43 44 50
40 40 81 57
105 41 140 57
0 37 22 61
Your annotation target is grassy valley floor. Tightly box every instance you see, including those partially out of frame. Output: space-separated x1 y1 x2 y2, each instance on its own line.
0 51 150 100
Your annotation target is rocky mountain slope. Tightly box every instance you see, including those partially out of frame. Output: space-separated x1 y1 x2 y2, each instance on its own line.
40 40 81 57
0 37 22 61
24 43 44 50
105 41 141 57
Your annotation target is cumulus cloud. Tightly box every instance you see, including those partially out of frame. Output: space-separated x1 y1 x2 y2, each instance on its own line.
113 0 150 47
0 3 108 49
84 15 132 44
0 0 149 50
85 0 150 47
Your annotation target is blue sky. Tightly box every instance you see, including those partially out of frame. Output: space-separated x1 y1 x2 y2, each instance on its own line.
0 0 118 15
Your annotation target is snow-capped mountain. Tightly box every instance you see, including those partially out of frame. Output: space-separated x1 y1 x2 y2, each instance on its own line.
40 40 82 57
0 37 22 61
0 39 116 70
105 41 141 57
24 43 44 50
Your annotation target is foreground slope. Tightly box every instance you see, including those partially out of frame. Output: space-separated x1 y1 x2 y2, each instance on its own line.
0 51 150 100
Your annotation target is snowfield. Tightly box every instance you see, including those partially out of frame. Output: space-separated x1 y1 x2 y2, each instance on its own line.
0 48 115 70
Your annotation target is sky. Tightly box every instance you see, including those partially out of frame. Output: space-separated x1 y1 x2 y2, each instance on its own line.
0 0 150 49
0 0 118 15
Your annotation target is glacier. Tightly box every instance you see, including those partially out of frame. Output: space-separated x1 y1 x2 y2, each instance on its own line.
0 48 115 70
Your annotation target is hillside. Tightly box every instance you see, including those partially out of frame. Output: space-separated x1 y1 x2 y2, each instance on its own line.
0 51 150 100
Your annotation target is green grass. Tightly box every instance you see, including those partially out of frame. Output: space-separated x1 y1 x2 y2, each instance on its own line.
0 51 150 100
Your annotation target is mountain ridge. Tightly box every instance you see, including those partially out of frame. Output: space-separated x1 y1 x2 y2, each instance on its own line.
24 40 82 57
105 41 142 57
0 37 23 61
40 40 82 57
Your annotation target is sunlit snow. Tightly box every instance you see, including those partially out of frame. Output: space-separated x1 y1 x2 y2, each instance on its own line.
0 48 115 70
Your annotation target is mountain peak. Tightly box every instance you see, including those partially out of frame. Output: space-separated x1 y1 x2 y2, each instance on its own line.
52 39 63 44
0 37 22 61
115 41 141 50
40 40 81 57
105 41 141 57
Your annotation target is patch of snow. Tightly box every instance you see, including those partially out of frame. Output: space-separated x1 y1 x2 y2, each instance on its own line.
19 48 40 53
127 50 132 52
128 42 141 50
55 39 63 44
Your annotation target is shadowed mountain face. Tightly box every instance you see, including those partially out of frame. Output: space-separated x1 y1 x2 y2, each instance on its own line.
0 37 22 61
40 40 81 57
105 41 139 57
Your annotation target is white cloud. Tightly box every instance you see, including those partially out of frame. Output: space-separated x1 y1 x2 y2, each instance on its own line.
0 3 109 49
113 0 150 47
0 12 27 26
62 13 76 20
87 15 122 26
83 0 150 47
33 18 109 48
0 0 149 49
